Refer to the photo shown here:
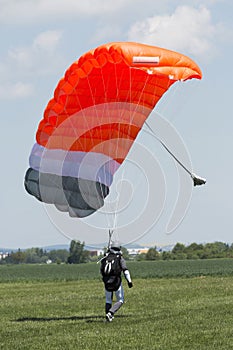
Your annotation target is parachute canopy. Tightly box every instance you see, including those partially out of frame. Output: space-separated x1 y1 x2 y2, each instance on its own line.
24 42 202 218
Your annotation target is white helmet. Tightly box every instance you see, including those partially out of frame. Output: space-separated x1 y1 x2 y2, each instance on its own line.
110 241 121 250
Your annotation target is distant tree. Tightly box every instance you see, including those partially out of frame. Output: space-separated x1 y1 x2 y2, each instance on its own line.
171 243 187 260
6 249 26 264
81 249 90 263
161 251 172 260
227 243 233 258
186 242 204 251
136 252 146 261
48 249 69 263
24 248 48 264
121 246 130 260
67 240 90 264
172 243 186 254
204 241 229 258
146 247 159 260
185 243 204 259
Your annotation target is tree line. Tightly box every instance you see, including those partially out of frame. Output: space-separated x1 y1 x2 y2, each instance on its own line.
0 241 88 265
1 241 233 264
142 242 233 261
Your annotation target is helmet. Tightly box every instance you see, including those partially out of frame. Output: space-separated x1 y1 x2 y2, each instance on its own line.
110 241 121 250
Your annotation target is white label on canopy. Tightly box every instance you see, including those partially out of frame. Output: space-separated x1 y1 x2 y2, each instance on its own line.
133 56 160 64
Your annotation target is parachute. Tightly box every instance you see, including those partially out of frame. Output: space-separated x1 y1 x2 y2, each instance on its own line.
24 42 202 218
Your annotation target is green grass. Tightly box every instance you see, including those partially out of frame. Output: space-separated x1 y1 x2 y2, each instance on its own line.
1 258 233 283
1 260 233 349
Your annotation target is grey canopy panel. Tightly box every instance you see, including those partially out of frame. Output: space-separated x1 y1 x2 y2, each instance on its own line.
24 168 109 217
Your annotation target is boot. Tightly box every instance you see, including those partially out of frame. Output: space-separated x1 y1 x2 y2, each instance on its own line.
105 303 112 313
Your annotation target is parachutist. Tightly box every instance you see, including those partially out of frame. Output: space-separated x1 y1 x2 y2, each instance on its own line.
100 241 133 322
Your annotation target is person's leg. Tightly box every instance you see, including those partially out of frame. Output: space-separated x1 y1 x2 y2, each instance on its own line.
105 289 113 314
109 284 124 315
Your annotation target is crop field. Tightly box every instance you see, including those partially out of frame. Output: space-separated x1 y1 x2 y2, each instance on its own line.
1 259 233 349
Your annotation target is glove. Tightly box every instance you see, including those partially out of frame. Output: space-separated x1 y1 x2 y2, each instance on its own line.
128 282 133 288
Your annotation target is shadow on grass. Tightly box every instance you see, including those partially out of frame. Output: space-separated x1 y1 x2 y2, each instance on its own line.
14 314 129 323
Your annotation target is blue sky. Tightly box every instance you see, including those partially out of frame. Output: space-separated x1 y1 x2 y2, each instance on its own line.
1 0 232 249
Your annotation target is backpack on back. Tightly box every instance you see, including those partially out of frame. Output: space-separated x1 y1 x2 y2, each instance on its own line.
101 252 122 291
102 252 121 276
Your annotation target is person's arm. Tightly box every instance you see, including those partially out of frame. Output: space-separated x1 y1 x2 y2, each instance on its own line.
120 257 133 288
124 269 133 288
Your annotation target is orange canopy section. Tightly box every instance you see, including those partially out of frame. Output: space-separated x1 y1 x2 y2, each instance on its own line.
36 42 202 157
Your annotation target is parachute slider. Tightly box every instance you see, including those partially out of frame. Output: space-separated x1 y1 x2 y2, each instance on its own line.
191 173 206 187
133 56 159 65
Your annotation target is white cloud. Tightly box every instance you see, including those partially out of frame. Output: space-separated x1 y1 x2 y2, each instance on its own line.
33 31 62 53
0 30 64 100
0 0 130 24
0 82 34 99
127 5 220 61
8 30 63 74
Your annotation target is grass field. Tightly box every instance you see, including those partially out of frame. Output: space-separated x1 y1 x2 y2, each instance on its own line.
1 260 233 349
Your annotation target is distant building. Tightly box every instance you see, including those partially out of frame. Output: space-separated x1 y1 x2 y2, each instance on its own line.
127 248 149 256
88 249 104 257
0 252 9 260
